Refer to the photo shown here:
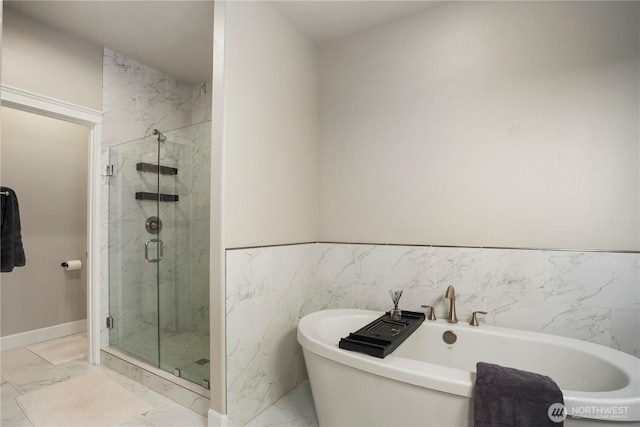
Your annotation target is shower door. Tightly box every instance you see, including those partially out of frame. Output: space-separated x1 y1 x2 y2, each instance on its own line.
108 122 211 387
109 134 162 367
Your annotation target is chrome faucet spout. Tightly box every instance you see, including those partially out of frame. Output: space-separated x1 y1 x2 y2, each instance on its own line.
445 285 458 323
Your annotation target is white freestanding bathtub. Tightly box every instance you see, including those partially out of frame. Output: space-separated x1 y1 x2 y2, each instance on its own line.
298 309 640 427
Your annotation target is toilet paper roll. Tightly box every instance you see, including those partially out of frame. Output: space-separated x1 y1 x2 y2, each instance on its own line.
62 260 83 271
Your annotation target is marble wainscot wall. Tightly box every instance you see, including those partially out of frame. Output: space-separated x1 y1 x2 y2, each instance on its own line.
226 244 317 427
100 48 212 349
226 242 639 426
311 244 639 355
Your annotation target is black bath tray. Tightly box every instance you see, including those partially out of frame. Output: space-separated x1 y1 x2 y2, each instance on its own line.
339 310 425 358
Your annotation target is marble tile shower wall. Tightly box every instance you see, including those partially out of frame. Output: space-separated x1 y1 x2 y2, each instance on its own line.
167 123 211 335
225 242 639 426
188 85 212 337
100 48 212 348
102 48 209 145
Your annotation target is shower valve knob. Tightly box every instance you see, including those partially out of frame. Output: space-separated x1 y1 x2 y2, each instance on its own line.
146 216 162 234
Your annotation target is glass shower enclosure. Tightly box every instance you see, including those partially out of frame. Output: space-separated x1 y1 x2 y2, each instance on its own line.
108 122 210 387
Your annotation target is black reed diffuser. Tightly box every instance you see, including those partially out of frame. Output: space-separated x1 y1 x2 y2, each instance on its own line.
389 290 403 321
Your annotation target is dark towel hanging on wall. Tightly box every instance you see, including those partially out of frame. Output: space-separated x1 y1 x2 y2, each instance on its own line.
1 186 26 272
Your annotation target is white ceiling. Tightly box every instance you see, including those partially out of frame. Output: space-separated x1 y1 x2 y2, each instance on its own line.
5 0 440 85
276 1 441 42
5 1 215 85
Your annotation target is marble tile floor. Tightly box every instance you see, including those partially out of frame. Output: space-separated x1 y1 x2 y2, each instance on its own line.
246 382 319 427
0 344 207 427
1 339 319 427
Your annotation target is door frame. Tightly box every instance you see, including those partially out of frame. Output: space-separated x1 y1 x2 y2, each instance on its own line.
1 84 103 364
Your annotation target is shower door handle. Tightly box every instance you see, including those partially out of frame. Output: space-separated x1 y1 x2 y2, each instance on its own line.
145 238 163 263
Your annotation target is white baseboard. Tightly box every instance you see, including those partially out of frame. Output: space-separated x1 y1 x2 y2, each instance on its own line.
208 408 228 427
0 319 87 350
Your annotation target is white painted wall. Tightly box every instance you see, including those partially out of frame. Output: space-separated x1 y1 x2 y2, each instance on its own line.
319 1 640 251
1 7 103 110
0 4 99 341
1 107 89 336
223 1 320 248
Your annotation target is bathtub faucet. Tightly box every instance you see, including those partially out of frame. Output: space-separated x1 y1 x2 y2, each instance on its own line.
444 285 458 323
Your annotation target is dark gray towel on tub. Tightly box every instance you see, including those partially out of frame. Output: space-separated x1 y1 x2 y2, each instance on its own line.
474 362 564 427
1 187 26 272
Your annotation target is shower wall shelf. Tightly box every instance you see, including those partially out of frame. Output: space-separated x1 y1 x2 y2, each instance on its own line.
136 162 178 175
135 192 179 202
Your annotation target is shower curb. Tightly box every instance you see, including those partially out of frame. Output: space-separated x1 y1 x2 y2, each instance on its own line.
101 348 210 416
